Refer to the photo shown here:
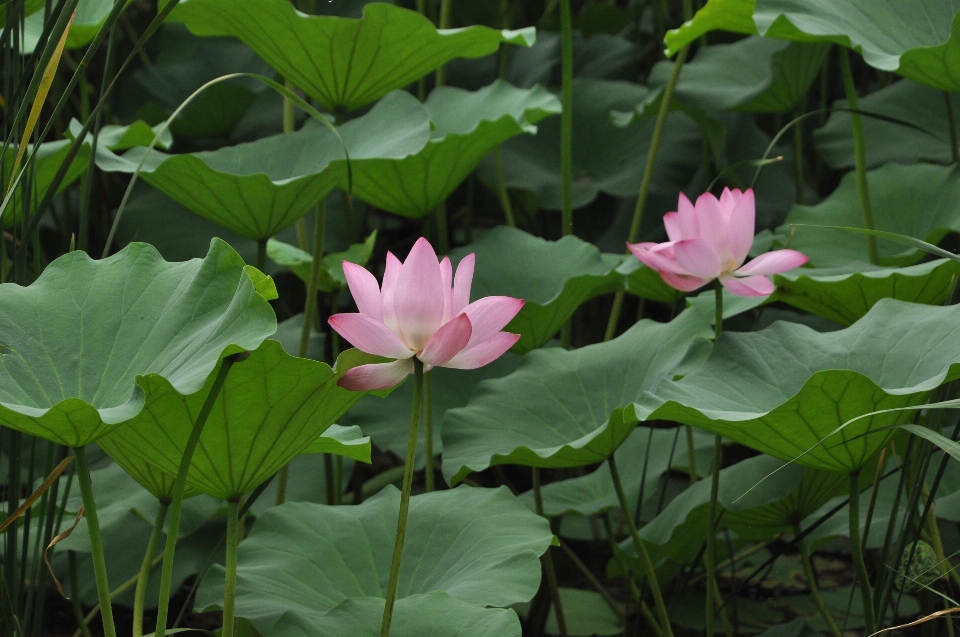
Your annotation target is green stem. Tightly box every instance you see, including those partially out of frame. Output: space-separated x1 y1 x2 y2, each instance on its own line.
154 355 239 637
945 91 959 165
73 447 117 637
275 465 289 506
605 45 690 341
685 425 698 484
558 539 624 617
69 551 93 637
256 239 267 273
494 148 516 228
424 371 435 493
222 500 241 637
559 0 574 238
705 433 722 637
533 468 568 637
380 359 424 637
838 49 879 265
793 109 805 204
608 455 675 637
714 280 722 338
298 199 326 363
794 523 842 637
849 470 876 636
132 501 169 637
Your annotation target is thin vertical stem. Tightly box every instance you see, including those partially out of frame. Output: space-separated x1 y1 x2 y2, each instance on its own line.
222 500 241 637
380 358 424 637
72 447 117 637
559 0 574 238
424 371 435 493
944 91 959 165
792 110 805 204
533 468 568 637
604 45 690 341
155 355 239 637
256 239 267 273
283 78 310 252
704 433 722 637
608 455 675 637
132 501 169 637
494 148 516 227
685 426 698 484
713 280 722 338
838 49 879 265
796 526 842 637
849 470 876 636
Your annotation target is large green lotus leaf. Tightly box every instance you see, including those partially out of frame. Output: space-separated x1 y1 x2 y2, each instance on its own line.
479 78 701 210
346 80 560 218
340 354 519 470
686 258 960 327
754 0 960 92
269 593 521 637
267 230 377 293
663 0 757 57
442 310 712 485
20 0 116 53
2 139 90 228
194 486 553 636
814 80 960 170
98 340 365 500
169 0 535 112
300 424 371 464
0 239 276 448
67 118 174 152
632 300 960 473
448 227 626 353
96 90 430 241
650 37 827 113
778 163 960 268
519 425 716 519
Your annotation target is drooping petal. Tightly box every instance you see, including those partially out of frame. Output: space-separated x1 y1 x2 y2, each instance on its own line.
328 313 412 360
461 296 525 348
721 274 774 297
452 253 475 316
395 237 445 351
693 192 733 266
443 332 520 370
733 249 809 277
382 251 403 335
338 359 413 391
342 261 383 321
627 242 689 275
663 212 682 242
726 188 755 268
419 313 472 366
676 192 699 238
440 256 453 323
673 238 722 279
659 270 711 292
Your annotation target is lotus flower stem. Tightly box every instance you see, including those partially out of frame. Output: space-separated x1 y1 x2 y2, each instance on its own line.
837 49 879 265
132 500 169 637
380 358 425 637
848 469 877 635
532 468 568 637
72 446 118 637
608 454 675 637
705 282 723 637
604 44 690 342
559 0 574 238
424 372 435 492
945 91 959 165
222 500 241 637
256 239 267 272
154 354 241 637
794 524 843 637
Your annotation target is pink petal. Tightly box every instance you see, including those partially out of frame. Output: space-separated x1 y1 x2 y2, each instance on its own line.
395 237 445 351
452 253 475 316
694 192 733 265
663 212 682 242
419 313 472 366
627 242 688 275
659 270 711 292
338 359 413 391
676 192 699 238
443 332 520 370
342 261 382 322
734 249 809 277
382 252 402 334
328 313 411 360
726 189 755 268
673 238 722 279
718 187 743 214
721 274 774 297
461 296 525 348
440 256 453 323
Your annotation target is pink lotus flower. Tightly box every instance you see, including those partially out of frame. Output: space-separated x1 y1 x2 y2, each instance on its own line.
329 237 524 391
628 188 808 297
